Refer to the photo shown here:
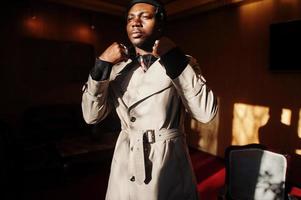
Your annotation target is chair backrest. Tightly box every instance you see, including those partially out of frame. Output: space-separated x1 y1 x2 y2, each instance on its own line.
225 144 287 200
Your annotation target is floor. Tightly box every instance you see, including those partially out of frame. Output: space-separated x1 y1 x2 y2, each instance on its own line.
20 147 301 200
22 148 225 200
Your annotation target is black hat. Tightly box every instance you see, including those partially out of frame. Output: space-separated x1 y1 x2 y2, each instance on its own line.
127 0 164 9
126 0 166 22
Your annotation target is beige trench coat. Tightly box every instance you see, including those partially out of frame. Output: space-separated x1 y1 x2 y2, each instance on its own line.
82 56 218 200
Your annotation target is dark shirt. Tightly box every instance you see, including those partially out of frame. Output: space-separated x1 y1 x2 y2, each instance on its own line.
90 47 189 81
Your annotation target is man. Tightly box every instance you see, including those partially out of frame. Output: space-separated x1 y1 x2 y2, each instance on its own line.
81 0 218 199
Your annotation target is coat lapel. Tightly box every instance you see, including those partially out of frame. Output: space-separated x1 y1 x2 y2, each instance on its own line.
130 59 171 105
110 59 172 109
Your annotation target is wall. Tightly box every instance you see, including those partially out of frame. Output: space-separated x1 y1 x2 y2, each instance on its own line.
1 0 301 157
0 1 126 126
166 0 301 156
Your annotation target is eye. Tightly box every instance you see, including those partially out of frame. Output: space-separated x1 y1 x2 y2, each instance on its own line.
127 16 134 22
142 15 152 20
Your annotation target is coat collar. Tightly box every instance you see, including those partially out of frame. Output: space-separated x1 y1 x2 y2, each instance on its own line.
110 58 172 109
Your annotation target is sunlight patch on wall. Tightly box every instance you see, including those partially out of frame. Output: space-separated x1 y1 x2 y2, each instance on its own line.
281 108 291 125
232 103 269 145
298 109 301 139
186 109 219 156
296 109 301 155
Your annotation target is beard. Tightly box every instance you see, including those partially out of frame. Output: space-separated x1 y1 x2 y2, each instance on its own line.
134 37 156 52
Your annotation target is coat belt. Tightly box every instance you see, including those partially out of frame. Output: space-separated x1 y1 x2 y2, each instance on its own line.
123 128 183 185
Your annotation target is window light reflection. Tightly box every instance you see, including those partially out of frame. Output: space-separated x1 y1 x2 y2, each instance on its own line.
187 110 219 155
281 108 291 125
298 109 301 139
232 103 269 145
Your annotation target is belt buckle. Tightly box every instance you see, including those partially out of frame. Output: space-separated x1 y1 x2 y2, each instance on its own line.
144 130 155 144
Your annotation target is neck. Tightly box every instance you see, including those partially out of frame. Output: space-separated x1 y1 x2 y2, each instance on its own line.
133 36 158 56
135 47 153 56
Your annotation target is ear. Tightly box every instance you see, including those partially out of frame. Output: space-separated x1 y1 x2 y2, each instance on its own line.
157 27 164 38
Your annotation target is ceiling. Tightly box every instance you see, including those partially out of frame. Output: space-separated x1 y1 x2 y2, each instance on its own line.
43 0 250 19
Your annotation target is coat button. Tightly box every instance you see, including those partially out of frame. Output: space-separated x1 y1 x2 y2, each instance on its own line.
130 117 136 122
130 176 135 182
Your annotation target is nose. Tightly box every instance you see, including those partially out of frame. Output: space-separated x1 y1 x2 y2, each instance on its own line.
131 17 142 27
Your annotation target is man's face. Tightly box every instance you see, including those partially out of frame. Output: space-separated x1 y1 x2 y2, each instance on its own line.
126 3 159 49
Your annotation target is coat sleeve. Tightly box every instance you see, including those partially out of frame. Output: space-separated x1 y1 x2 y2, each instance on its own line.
171 56 218 123
81 75 112 124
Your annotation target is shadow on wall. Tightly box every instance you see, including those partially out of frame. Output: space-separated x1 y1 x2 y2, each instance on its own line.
232 103 301 155
259 106 295 154
187 101 301 157
185 106 220 155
